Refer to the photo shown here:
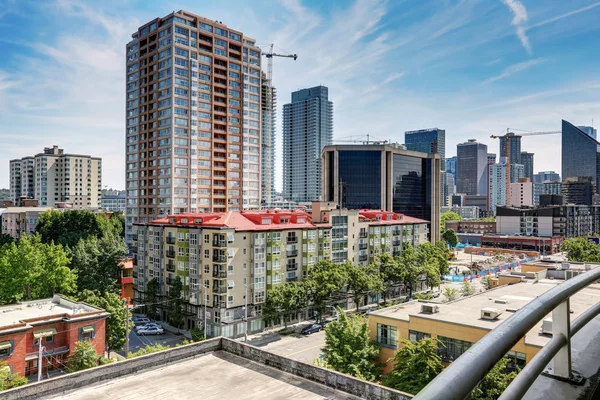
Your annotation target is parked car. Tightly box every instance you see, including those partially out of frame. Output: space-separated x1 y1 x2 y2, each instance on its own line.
432 288 441 298
135 323 162 333
132 317 150 325
137 326 164 335
301 324 323 335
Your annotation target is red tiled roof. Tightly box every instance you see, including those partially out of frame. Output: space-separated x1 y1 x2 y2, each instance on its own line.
358 209 429 225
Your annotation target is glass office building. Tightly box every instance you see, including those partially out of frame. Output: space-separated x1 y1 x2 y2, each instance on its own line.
405 128 445 204
562 119 600 192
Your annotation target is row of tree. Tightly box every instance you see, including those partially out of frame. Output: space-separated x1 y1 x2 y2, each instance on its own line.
263 242 450 327
318 308 517 399
562 237 600 262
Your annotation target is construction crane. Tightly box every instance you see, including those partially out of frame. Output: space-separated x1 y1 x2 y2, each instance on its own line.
489 129 560 205
260 45 297 204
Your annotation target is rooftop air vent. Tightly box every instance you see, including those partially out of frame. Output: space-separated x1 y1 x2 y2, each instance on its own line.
481 307 502 320
421 304 439 314
494 299 509 304
542 318 552 335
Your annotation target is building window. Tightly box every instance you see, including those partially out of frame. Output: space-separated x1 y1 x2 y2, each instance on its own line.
408 330 431 342
376 324 397 349
79 325 95 341
33 328 57 345
437 336 473 362
0 341 12 358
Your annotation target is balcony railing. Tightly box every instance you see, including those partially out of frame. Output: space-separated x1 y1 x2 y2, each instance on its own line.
166 263 176 272
287 277 298 283
286 236 298 244
286 263 298 271
286 250 298 257
212 271 227 278
213 240 227 248
359 255 368 262
213 286 227 294
166 250 175 258
166 236 176 244
213 301 226 308
213 254 227 263
415 267 600 400
359 243 368 250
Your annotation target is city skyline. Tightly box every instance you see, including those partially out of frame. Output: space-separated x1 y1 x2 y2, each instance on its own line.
1 0 600 190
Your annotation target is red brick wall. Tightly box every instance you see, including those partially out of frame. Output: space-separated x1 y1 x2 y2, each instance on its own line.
66 319 107 356
0 331 28 376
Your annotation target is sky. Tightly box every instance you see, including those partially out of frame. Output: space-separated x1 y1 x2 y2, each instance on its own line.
0 0 599 191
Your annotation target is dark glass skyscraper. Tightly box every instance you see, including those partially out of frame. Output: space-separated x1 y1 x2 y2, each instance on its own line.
500 133 522 164
404 128 446 205
561 119 600 192
521 152 534 180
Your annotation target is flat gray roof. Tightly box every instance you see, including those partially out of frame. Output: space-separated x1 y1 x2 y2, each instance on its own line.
0 296 104 327
372 279 600 348
48 351 360 400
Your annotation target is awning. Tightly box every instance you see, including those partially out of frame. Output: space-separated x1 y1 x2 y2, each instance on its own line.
33 328 57 339
81 326 94 333
0 342 11 350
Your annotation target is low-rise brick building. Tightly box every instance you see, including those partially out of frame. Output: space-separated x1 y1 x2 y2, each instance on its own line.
0 295 108 378
445 220 496 234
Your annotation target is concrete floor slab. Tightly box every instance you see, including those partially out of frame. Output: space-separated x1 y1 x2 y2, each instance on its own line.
46 351 360 400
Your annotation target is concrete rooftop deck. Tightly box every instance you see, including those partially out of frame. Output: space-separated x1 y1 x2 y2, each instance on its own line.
48 351 361 400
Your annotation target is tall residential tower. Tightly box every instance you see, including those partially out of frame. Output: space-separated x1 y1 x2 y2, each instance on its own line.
125 11 263 242
283 85 333 203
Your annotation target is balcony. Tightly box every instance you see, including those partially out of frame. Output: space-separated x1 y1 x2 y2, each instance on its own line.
213 254 227 263
286 277 298 283
393 230 401 236
166 236 176 244
359 255 368 262
417 267 600 400
286 236 298 244
359 231 368 238
286 263 298 271
213 301 226 308
212 271 227 279
359 243 368 250
213 240 227 248
213 286 227 294
286 250 298 257
166 262 176 272
166 250 175 258
392 240 401 246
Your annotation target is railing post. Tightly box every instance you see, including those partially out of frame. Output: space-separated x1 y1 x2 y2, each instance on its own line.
551 299 571 379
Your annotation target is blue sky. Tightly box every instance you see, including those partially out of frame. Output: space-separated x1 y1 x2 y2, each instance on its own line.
0 0 599 190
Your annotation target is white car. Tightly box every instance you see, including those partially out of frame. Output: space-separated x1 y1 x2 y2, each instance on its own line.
132 317 150 326
137 326 164 335
135 323 163 333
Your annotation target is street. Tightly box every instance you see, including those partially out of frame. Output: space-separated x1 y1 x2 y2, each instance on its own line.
247 326 326 364
118 328 185 357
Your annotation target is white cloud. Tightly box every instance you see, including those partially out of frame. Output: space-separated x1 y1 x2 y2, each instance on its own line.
501 0 532 54
480 58 544 86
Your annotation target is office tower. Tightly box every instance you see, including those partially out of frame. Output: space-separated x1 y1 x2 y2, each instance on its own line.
445 156 457 176
405 128 446 205
543 181 562 195
9 145 101 209
533 171 560 184
562 177 596 205
445 172 456 197
321 143 441 242
282 85 333 203
510 179 533 207
499 133 522 164
456 139 488 195
520 152 534 180
577 125 597 140
562 120 600 191
488 160 524 214
487 153 496 165
125 11 263 243
260 75 276 205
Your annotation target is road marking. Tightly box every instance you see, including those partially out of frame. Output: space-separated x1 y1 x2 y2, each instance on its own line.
285 343 323 357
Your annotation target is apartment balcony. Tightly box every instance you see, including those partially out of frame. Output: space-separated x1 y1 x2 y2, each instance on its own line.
166 262 176 272
166 236 175 244
213 254 227 263
213 240 227 248
166 250 175 258
212 271 227 279
359 255 368 262
392 240 401 246
359 232 368 238
286 277 298 283
213 286 227 294
286 236 298 244
166 278 175 285
213 301 226 308
286 263 298 271
392 230 401 236
393 250 402 257
286 250 298 257
359 243 368 250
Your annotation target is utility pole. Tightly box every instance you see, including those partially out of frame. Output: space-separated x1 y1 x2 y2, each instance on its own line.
204 288 208 338
244 284 248 343
37 337 44 382
124 300 130 358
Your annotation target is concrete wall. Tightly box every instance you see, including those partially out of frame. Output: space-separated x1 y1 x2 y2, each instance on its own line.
221 338 412 400
3 338 222 400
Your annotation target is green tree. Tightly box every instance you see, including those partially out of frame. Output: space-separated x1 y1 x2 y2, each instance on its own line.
441 211 462 229
127 343 170 359
0 234 14 248
481 275 493 290
71 235 127 294
0 234 76 304
442 286 459 301
37 209 103 248
376 254 405 303
168 276 185 329
78 290 131 353
65 341 100 372
346 261 384 311
472 357 518 400
461 281 475 297
145 278 160 320
397 247 420 297
190 327 205 342
263 281 307 328
304 260 348 323
384 338 443 394
442 229 459 248
562 237 600 262
0 360 27 391
320 308 382 381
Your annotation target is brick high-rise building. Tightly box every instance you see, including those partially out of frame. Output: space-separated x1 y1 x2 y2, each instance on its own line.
125 11 263 243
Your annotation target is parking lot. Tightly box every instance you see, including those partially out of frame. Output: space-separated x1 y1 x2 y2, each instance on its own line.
118 321 185 357
247 324 327 364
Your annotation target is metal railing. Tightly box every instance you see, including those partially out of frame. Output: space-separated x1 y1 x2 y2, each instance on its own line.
416 267 600 400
